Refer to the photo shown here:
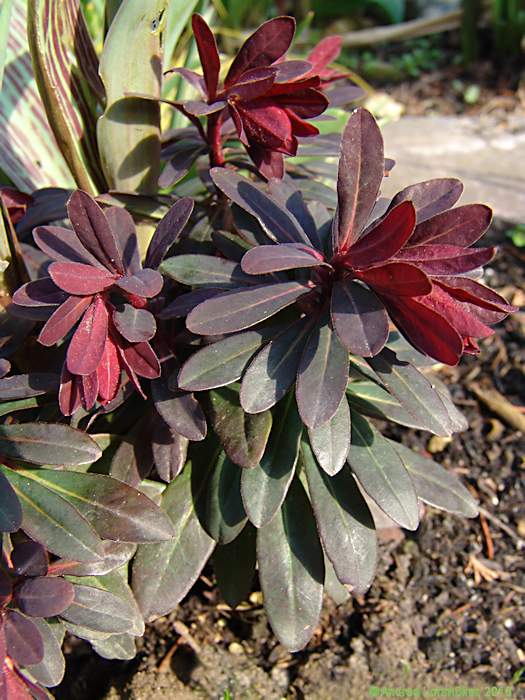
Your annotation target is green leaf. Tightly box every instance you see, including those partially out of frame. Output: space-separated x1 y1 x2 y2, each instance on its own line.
367 349 460 436
308 395 351 476
347 412 419 531
208 386 272 468
0 0 75 190
178 328 274 392
97 0 167 193
160 254 257 288
14 469 175 543
0 468 22 532
203 451 246 544
28 0 105 193
257 478 324 652
0 0 13 88
347 380 427 429
0 423 102 465
92 632 136 660
62 581 141 635
241 394 302 528
132 461 215 621
391 440 478 518
1 465 105 562
213 524 256 608
25 619 65 688
302 437 377 594
323 557 350 605
164 0 200 65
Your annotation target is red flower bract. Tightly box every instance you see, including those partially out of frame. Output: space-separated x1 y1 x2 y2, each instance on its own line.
12 191 194 414
173 15 329 179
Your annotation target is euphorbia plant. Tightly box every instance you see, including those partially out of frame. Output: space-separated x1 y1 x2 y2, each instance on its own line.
0 0 517 691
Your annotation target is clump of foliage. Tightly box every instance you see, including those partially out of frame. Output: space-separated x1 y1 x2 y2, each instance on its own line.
0 0 516 693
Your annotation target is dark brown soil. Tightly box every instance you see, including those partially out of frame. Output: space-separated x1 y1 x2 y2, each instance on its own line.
53 219 525 700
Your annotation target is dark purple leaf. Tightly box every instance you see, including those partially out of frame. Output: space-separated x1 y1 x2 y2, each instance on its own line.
38 295 93 347
184 100 226 116
348 411 419 530
0 359 10 378
240 317 313 413
0 470 22 533
334 108 384 252
113 305 156 343
159 147 203 189
97 335 121 403
0 423 102 465
11 541 48 577
307 395 351 476
186 281 310 335
164 67 205 94
67 296 108 376
0 373 59 400
210 168 311 245
267 178 320 248
33 225 106 269
105 206 141 274
120 342 160 379
388 178 463 224
208 386 272 468
257 477 324 652
296 315 349 429
241 243 324 274
67 191 124 273
145 198 194 269
152 422 188 483
408 203 492 248
0 570 12 607
49 262 116 295
192 14 220 100
115 269 163 298
302 437 377 593
203 451 247 544
15 577 75 618
152 377 206 441
4 610 44 666
13 279 67 307
331 279 388 356
274 60 312 82
59 366 82 416
159 288 222 319
395 244 495 276
225 16 295 88
347 201 416 267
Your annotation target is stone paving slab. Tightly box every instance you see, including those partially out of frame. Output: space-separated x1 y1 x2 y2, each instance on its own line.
380 114 525 222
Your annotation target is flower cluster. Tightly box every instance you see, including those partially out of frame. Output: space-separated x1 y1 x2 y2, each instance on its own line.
170 15 336 178
13 192 193 414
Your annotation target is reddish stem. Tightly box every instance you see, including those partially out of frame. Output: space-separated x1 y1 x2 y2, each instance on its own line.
207 113 225 167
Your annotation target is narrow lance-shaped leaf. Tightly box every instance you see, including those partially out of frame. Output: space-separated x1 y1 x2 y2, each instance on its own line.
67 296 109 376
208 386 272 468
202 451 247 544
27 0 105 193
144 197 193 269
257 478 324 652
1 466 105 562
0 469 22 532
347 411 419 530
4 610 44 667
97 0 167 193
241 393 302 528
391 440 478 517
161 254 258 289
302 437 377 593
241 316 313 414
210 168 311 245
132 461 216 621
0 422 101 464
15 469 175 543
334 108 384 252
187 281 310 336
61 583 139 635
331 279 388 357
308 395 351 476
296 314 349 429
24 619 65 688
241 243 324 274
213 524 256 609
191 14 220 100
388 178 463 224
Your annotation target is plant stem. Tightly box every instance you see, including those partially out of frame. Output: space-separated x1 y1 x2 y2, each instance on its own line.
207 113 225 167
